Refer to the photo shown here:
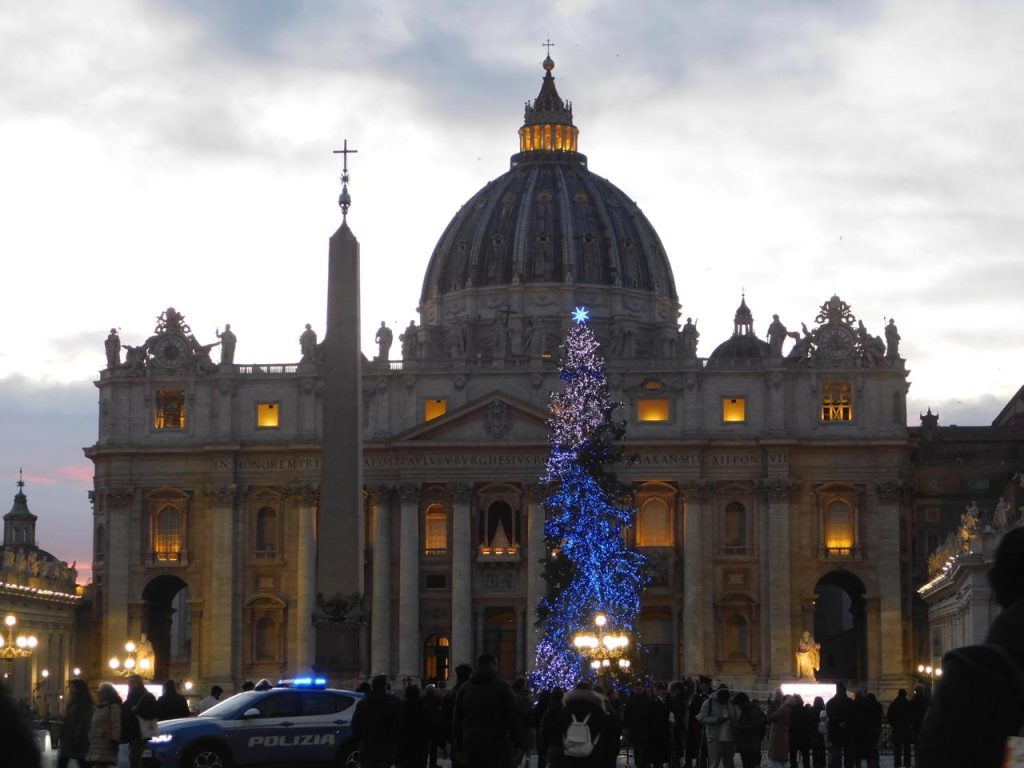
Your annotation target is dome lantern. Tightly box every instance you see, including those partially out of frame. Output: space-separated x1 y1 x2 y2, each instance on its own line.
515 56 582 162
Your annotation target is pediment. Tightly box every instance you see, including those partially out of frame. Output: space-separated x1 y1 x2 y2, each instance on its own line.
392 391 550 444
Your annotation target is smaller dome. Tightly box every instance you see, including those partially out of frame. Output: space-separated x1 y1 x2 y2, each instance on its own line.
709 335 770 362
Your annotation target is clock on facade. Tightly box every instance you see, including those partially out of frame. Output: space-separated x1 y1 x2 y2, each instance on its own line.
818 325 855 361
152 334 190 369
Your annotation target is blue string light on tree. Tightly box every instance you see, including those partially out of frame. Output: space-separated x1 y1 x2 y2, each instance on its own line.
530 308 646 690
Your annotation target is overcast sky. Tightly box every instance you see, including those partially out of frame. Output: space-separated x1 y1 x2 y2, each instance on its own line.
2 0 1022 582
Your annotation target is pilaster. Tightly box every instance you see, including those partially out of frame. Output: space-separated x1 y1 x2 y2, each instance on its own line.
682 482 708 673
370 485 393 676
875 480 907 687
451 483 474 668
206 485 238 683
398 483 420 680
761 477 794 682
295 486 318 669
524 484 545 671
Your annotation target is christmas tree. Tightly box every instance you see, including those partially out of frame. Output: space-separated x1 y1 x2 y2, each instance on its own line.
531 307 646 690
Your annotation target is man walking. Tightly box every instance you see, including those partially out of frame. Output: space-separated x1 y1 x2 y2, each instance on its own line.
453 654 521 768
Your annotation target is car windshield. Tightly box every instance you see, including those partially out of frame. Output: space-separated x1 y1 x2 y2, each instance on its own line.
198 691 264 719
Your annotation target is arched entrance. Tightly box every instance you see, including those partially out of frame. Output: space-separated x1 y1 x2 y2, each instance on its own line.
141 575 191 681
813 571 867 682
423 634 450 683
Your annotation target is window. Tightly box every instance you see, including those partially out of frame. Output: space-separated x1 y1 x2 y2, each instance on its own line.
424 399 447 421
722 397 746 423
924 508 940 523
256 691 301 718
254 616 277 662
255 507 278 557
480 501 518 555
257 402 280 428
821 382 853 422
724 614 750 659
155 390 186 429
824 500 855 555
425 573 447 589
154 505 183 562
723 502 747 554
636 497 673 547
638 399 670 422
424 504 448 556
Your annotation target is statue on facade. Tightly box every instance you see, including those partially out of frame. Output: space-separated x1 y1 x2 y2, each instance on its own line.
448 316 467 359
215 324 236 365
299 324 318 362
400 320 419 360
795 630 821 680
856 321 886 366
766 314 788 357
787 323 814 363
885 318 901 360
374 321 393 361
680 317 699 358
520 317 535 355
994 496 1012 531
960 503 979 551
104 328 121 369
135 633 156 680
123 344 147 373
608 318 624 356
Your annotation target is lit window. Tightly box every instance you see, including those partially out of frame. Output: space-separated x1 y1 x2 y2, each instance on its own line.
155 390 186 429
637 497 673 547
479 501 519 555
424 399 447 421
722 397 746 423
424 504 448 556
821 382 853 422
423 634 450 682
638 399 670 422
825 500 855 555
723 502 747 554
643 379 663 391
255 507 277 557
154 506 183 562
257 402 280 428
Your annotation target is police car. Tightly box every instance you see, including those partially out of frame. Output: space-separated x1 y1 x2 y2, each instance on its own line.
141 677 363 768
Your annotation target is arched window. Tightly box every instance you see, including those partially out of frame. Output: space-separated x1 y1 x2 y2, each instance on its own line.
424 504 448 556
95 524 106 562
825 500 855 555
637 497 673 547
154 506 182 562
724 613 750 659
254 616 277 662
723 502 747 554
255 507 277 557
423 634 450 682
482 501 517 555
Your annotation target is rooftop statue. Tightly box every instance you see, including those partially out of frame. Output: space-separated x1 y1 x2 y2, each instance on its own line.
885 318 901 360
299 324 318 362
766 314 788 357
104 328 121 369
680 317 699 358
374 321 393 361
216 324 236 365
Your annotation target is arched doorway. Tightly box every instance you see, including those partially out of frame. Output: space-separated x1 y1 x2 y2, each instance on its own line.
141 575 191 681
483 608 517 678
814 571 867 682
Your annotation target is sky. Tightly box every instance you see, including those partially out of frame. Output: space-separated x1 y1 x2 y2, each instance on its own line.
2 0 1022 583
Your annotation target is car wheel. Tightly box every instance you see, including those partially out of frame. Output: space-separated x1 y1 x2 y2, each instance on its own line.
183 744 231 768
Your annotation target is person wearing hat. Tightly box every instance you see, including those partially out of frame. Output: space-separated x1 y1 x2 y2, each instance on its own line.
696 686 738 768
918 527 1024 767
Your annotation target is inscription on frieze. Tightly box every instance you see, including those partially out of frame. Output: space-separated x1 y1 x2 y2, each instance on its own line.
484 572 517 592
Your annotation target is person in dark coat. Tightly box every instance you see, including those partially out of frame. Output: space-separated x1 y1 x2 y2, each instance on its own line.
685 676 712 768
399 684 430 768
788 695 810 768
623 683 651 768
855 692 882 768
810 696 827 768
667 680 693 768
540 688 566 768
886 689 912 768
553 682 610 768
533 689 553 768
646 683 672 768
512 677 536 762
123 674 159 768
1 680 41 768
452 654 521 768
909 684 930 759
825 682 857 768
58 678 94 768
156 679 191 721
422 684 443 768
732 692 763 768
351 674 403 768
601 686 624 768
919 527 1024 768
442 663 472 768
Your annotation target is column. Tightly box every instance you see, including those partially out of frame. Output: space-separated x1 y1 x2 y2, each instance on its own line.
398 484 420 680
682 483 706 673
525 485 545 671
672 606 682 679
517 606 528 677
876 482 906 687
295 488 317 669
103 489 133 666
207 486 237 681
451 484 474 668
370 486 393 676
763 479 793 682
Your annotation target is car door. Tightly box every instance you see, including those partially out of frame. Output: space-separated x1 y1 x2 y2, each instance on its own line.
293 692 357 764
223 690 304 766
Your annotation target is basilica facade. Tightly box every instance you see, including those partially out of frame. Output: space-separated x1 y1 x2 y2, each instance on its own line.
87 57 914 695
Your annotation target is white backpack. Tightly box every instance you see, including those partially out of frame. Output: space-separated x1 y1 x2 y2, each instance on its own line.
564 712 599 758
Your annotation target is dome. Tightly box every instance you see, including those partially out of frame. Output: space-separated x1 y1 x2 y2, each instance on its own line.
708 294 770 364
418 59 678 331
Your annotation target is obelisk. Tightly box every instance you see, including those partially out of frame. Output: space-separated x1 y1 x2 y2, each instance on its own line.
316 142 366 680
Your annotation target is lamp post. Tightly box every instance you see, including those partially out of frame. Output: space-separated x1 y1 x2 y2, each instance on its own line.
108 640 153 678
0 614 38 661
572 613 632 682
916 662 943 694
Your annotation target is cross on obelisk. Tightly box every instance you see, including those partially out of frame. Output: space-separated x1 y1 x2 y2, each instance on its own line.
542 38 555 56
332 139 358 221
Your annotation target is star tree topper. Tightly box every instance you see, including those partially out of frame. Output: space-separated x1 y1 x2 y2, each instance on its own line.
572 306 590 324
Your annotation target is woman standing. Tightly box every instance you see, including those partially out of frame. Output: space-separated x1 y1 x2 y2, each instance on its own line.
58 679 94 768
86 683 123 767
